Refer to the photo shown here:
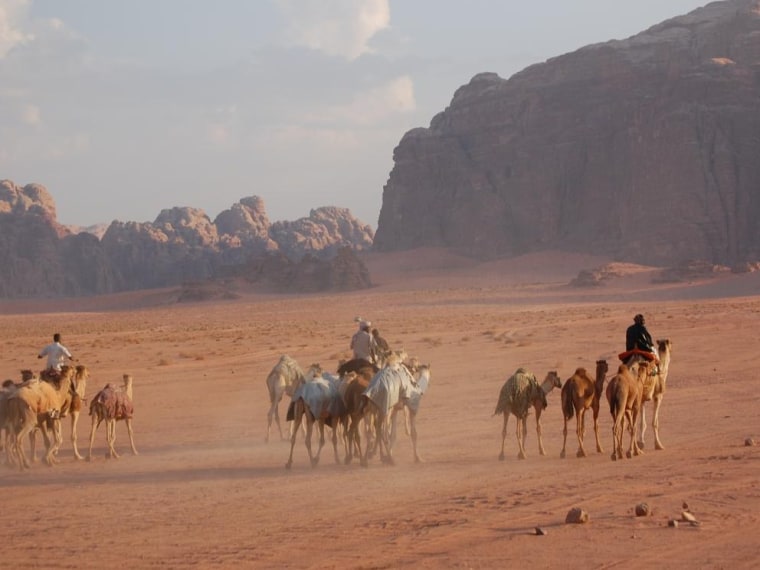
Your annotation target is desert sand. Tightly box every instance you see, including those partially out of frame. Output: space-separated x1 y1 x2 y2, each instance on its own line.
1 249 759 569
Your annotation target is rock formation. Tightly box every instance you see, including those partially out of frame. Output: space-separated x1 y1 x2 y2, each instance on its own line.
374 0 760 266
0 179 372 297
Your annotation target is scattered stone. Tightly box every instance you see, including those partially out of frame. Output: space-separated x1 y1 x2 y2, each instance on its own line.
635 503 650 517
682 501 690 510
668 519 679 528
565 507 590 524
535 526 546 536
745 437 755 447
681 511 700 526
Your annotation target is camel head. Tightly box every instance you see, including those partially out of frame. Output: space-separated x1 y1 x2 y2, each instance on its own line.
20 369 36 382
544 370 561 390
656 339 671 355
305 363 322 380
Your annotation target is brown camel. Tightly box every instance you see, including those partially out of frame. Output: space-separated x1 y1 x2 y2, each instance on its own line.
5 365 75 469
336 358 378 464
495 369 562 460
87 374 137 461
606 361 653 460
560 359 609 458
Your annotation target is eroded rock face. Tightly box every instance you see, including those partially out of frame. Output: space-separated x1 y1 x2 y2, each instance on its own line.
270 206 375 260
374 0 760 266
0 185 373 297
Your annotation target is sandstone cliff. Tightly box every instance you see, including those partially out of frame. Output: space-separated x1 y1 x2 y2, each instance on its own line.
0 180 372 297
374 0 760 266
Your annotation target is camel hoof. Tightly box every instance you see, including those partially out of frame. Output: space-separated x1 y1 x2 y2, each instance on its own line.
655 443 664 451
539 450 546 456
576 450 586 458
517 452 526 460
637 440 645 449
285 462 292 470
611 453 617 461
414 456 424 464
560 451 566 459
498 453 505 461
87 456 93 462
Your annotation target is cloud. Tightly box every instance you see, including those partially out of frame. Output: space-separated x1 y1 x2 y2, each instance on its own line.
0 0 32 58
316 75 416 126
275 0 390 60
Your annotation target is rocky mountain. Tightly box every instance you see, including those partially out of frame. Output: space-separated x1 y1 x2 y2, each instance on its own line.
0 179 373 297
374 0 760 267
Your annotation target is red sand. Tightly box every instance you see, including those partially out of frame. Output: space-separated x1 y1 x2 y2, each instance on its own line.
1 248 758 569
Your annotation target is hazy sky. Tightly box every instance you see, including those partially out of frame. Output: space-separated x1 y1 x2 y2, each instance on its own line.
1 0 708 228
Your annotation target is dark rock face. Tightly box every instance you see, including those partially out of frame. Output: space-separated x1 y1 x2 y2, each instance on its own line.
374 0 760 266
0 180 372 297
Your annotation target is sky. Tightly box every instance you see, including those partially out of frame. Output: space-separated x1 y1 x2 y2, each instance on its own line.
0 0 709 228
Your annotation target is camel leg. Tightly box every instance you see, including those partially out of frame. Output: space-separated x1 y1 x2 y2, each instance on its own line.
107 419 120 459
285 404 303 469
330 421 341 465
87 415 100 461
593 409 604 454
637 403 648 449
535 408 546 456
499 412 509 461
125 418 138 455
46 418 63 465
305 417 317 467
409 410 422 463
626 409 639 458
575 410 587 458
70 411 84 460
516 416 527 459
14 409 37 470
560 417 569 459
30 427 39 463
651 394 665 450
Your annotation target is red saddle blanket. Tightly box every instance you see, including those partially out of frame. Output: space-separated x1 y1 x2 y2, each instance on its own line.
618 348 657 363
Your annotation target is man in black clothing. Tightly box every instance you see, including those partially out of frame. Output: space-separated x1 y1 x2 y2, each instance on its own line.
626 314 655 355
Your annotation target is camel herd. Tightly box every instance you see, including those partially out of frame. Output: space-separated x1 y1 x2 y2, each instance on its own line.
1 337 672 472
496 339 673 462
0 365 137 470
272 351 431 469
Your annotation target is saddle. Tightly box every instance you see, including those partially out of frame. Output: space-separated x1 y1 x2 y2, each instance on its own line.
40 368 61 382
618 349 659 376
618 348 656 363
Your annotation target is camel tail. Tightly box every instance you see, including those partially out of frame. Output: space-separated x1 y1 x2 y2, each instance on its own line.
561 383 574 420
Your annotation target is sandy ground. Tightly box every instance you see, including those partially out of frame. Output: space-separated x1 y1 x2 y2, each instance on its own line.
1 248 759 569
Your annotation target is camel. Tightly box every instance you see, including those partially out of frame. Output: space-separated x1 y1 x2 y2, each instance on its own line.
87 374 137 461
265 355 307 442
360 357 431 466
624 339 673 450
5 365 75 469
606 361 653 460
560 359 609 459
285 364 347 469
494 369 562 460
336 358 377 465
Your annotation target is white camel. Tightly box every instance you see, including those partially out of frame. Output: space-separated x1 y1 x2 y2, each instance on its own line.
265 355 306 442
361 356 431 466
624 339 673 450
285 364 346 469
87 374 137 461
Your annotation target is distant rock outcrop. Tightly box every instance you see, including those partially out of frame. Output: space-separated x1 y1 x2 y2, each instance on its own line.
374 0 760 267
0 179 373 298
